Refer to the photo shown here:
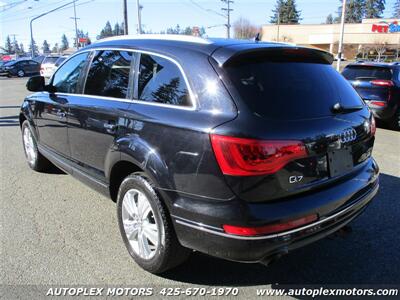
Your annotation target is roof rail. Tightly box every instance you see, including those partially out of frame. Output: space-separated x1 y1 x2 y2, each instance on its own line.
94 34 212 45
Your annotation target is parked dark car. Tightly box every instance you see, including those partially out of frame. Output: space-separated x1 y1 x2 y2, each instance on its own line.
342 62 400 130
0 59 40 77
20 36 379 274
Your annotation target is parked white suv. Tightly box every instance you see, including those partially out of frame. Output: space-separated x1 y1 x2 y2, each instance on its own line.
40 55 61 78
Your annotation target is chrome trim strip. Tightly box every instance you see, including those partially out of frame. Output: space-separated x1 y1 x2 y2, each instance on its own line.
50 47 197 111
171 215 224 232
173 184 378 240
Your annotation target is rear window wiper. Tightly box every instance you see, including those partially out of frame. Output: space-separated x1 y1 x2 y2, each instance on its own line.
331 102 363 114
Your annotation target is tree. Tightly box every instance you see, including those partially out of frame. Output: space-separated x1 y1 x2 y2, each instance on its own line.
52 43 59 54
233 17 259 39
166 24 181 34
60 34 69 51
335 0 365 23
113 23 124 36
393 0 400 18
373 39 387 61
19 43 25 55
325 14 334 24
42 40 50 53
364 0 385 18
4 36 13 54
28 39 39 56
12 39 21 55
270 0 301 24
97 21 113 39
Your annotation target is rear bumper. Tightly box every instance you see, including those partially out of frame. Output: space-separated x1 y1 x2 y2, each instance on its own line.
169 158 379 262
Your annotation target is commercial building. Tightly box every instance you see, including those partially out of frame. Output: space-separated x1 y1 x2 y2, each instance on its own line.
261 18 400 60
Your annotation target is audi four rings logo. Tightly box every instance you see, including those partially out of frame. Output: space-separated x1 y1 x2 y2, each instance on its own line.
340 128 357 143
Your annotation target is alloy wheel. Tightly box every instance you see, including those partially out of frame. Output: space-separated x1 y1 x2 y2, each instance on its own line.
121 188 159 260
23 126 37 165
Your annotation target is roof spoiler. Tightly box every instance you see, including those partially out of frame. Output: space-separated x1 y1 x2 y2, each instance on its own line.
214 46 334 67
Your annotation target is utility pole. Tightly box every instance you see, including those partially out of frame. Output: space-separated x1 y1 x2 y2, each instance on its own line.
336 0 347 71
136 0 142 34
221 0 233 39
70 0 80 49
277 12 280 42
123 0 128 34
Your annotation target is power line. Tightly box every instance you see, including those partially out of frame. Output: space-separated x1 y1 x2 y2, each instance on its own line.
187 0 226 18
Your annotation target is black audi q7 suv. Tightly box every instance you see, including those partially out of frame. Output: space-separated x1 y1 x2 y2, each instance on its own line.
20 35 379 274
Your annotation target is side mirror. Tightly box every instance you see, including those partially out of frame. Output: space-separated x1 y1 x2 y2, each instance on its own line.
26 76 46 92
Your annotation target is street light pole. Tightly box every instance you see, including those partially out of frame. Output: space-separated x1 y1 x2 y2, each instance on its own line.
136 0 142 34
30 1 76 57
336 0 347 71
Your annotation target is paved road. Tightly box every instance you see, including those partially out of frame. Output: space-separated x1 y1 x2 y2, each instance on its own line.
1 78 399 299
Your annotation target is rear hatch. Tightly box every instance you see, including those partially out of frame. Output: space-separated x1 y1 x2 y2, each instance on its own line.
210 46 376 202
342 65 394 107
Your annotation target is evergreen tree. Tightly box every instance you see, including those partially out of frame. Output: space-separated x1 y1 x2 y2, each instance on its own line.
270 0 301 24
97 21 113 39
113 23 124 36
28 39 39 56
285 0 301 24
335 0 365 23
52 43 60 54
183 26 193 35
326 14 334 24
13 39 21 55
19 43 25 55
61 34 69 51
5 36 13 54
42 40 50 53
364 0 385 18
393 0 400 18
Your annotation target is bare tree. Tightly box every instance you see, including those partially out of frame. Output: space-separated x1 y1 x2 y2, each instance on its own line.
233 17 259 40
373 40 388 61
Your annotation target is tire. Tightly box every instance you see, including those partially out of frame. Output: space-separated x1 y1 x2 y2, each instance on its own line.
17 70 25 77
390 109 400 131
117 174 190 274
21 120 52 172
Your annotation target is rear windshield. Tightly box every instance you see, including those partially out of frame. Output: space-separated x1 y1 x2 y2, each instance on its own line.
42 57 59 64
226 60 363 120
342 66 392 81
55 57 67 66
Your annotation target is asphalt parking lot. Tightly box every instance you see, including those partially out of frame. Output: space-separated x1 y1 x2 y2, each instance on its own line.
1 77 399 298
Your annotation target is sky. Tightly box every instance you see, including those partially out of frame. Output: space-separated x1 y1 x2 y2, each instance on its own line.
0 0 397 51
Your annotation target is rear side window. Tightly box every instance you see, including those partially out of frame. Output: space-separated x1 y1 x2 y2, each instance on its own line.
137 54 190 107
226 60 363 120
342 66 392 81
42 57 59 64
84 50 133 99
52 52 89 94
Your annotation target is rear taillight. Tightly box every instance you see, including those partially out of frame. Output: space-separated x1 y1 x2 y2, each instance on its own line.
223 214 318 236
210 134 308 176
371 115 376 136
370 80 394 87
370 101 386 107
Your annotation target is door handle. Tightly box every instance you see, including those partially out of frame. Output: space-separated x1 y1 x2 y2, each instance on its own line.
104 123 116 130
56 111 66 118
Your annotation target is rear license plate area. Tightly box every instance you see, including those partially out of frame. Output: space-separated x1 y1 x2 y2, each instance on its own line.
328 147 353 177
